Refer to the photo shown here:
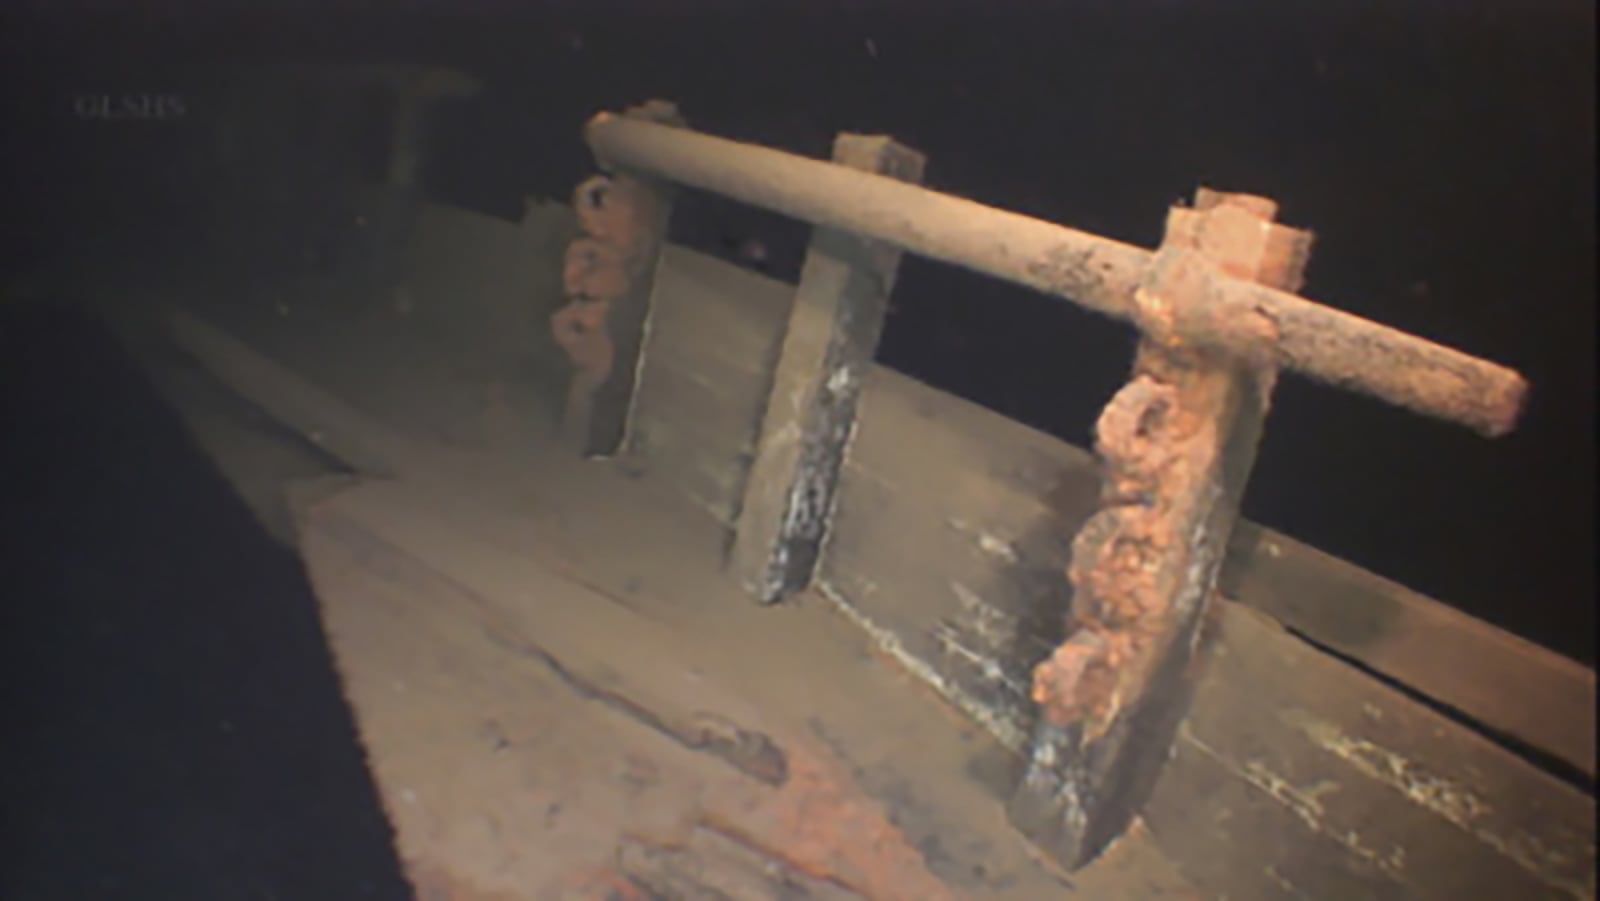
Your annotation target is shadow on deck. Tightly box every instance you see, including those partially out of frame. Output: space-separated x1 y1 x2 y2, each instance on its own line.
0 302 409 901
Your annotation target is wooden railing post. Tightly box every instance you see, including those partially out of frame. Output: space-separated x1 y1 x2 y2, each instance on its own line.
1007 190 1315 868
731 134 926 602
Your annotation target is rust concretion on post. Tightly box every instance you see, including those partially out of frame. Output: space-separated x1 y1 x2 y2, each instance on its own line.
554 101 684 457
1007 190 1313 870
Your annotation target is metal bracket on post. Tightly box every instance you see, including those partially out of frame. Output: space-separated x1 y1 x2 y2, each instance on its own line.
553 100 684 458
1008 190 1315 869
731 134 926 603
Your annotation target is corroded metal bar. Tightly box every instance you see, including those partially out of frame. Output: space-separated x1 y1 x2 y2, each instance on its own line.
1008 192 1310 868
584 113 1527 436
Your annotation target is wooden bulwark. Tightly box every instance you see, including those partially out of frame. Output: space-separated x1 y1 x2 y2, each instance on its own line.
822 366 1595 898
627 245 1594 896
1156 604 1594 899
149 215 1595 898
1223 521 1597 782
626 247 1595 786
628 246 791 526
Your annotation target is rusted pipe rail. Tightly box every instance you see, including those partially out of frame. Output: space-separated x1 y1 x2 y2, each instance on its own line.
585 113 1527 436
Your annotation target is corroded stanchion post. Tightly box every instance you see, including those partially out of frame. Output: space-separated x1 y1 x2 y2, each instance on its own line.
552 100 684 457
1008 190 1315 868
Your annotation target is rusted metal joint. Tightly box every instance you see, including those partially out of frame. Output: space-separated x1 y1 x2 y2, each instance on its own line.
1133 246 1285 373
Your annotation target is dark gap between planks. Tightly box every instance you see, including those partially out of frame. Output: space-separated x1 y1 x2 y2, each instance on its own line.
1279 623 1597 797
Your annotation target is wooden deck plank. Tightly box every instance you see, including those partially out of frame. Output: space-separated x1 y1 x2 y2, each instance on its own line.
627 244 791 526
304 503 679 899
629 352 767 524
305 487 953 899
297 470 1196 900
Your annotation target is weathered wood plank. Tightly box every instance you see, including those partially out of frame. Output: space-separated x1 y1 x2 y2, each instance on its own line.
303 484 966 901
162 308 419 478
402 201 573 364
1148 604 1595 900
638 335 779 417
617 828 867 900
644 309 782 386
630 246 793 528
300 473 1196 899
303 502 696 899
1223 521 1597 780
820 365 1100 752
821 443 1073 752
732 134 926 602
627 412 750 519
628 246 792 527
644 244 794 377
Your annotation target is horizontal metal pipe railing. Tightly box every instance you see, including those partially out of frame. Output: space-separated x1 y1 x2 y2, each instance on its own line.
584 112 1527 436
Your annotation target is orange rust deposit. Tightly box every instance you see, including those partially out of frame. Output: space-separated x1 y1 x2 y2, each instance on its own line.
555 868 654 901
562 237 630 303
572 174 650 260
697 738 960 901
404 862 530 901
549 299 614 378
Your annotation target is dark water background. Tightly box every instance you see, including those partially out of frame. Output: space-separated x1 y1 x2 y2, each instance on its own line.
2 3 1592 898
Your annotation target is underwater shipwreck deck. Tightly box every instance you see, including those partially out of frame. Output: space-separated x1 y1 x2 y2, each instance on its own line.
92 189 1597 900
